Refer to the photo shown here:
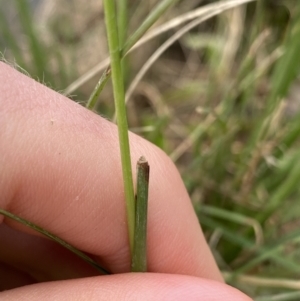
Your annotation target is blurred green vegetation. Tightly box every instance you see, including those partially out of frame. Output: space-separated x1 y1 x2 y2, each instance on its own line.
1 0 300 299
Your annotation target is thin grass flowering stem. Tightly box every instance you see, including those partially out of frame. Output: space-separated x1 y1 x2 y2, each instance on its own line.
103 0 135 254
0 208 109 275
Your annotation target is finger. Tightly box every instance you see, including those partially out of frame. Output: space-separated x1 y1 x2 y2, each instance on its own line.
0 273 253 301
0 62 221 280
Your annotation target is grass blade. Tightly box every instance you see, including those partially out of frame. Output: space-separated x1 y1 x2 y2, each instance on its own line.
223 273 300 291
122 0 181 56
0 8 27 69
255 291 300 301
86 67 111 109
13 0 48 80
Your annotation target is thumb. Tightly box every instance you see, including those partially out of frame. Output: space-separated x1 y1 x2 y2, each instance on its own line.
0 273 253 301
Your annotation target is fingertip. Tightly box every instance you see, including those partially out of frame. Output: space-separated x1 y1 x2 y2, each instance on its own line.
0 273 253 301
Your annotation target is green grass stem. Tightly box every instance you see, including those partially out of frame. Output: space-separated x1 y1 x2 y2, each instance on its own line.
103 0 135 254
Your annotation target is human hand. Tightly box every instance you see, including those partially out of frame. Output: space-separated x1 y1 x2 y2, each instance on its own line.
0 62 252 300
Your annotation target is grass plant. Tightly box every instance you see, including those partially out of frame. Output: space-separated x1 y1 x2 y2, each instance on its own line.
1 0 300 299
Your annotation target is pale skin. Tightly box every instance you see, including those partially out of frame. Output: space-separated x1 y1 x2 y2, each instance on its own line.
0 62 252 300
